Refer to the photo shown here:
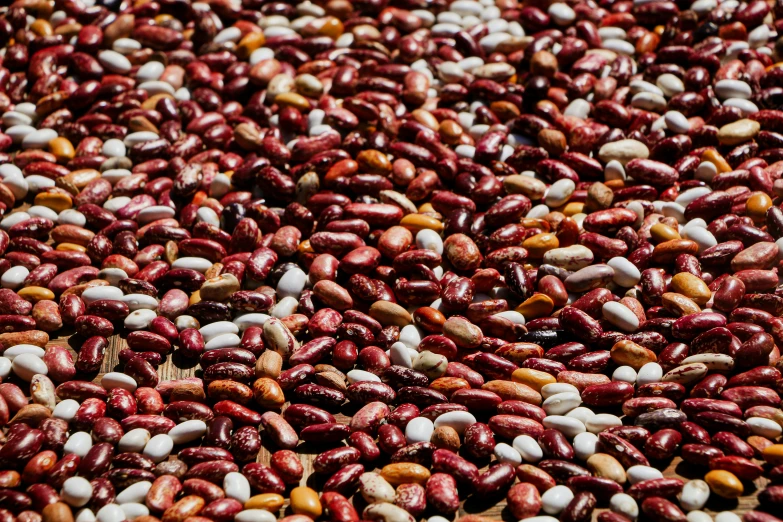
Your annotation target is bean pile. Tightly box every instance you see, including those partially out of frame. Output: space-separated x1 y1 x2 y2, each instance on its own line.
5 0 783 521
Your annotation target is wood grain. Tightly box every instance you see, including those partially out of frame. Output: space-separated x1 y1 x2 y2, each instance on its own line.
36 330 762 520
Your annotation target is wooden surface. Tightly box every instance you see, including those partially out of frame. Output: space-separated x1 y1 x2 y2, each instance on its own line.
36 330 763 521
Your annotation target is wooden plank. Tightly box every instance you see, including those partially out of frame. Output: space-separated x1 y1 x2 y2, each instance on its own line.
37 330 763 520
